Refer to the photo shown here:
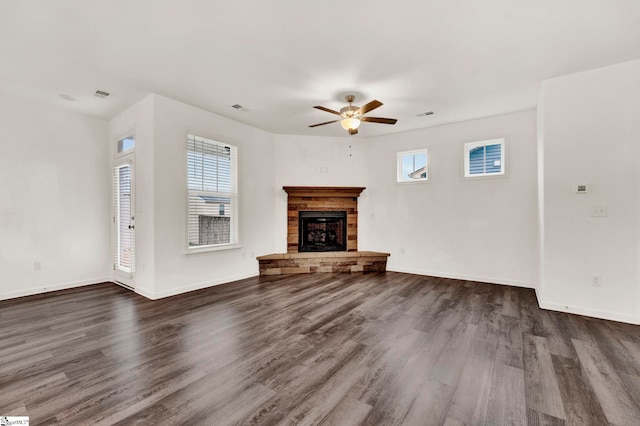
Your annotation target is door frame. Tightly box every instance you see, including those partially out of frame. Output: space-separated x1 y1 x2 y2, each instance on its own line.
112 131 136 290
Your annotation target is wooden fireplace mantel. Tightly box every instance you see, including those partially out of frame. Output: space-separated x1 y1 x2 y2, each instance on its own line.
282 186 366 198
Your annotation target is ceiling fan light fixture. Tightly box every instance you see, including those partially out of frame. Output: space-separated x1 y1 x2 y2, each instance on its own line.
310 95 395 133
341 117 361 131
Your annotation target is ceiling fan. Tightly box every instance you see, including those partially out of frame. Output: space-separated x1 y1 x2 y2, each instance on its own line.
309 95 398 135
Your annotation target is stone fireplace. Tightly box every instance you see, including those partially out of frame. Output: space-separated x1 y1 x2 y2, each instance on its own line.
256 186 389 275
283 186 363 253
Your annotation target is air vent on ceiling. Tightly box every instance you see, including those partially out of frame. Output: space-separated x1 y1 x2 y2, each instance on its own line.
94 90 110 98
232 104 249 112
417 111 434 117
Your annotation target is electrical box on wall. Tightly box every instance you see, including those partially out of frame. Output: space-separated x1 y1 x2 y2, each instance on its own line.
575 184 588 194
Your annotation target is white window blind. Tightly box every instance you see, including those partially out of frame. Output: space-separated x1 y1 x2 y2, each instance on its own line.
113 163 134 272
464 139 505 177
187 133 238 249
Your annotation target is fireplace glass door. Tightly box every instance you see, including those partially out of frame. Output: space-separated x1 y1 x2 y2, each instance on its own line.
298 211 347 252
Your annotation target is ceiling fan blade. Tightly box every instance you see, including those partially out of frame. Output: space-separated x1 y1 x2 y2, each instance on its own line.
356 100 383 116
313 106 341 115
361 116 398 125
348 128 358 135
309 120 339 128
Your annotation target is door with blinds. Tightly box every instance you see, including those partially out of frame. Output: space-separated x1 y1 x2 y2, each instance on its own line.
113 156 135 289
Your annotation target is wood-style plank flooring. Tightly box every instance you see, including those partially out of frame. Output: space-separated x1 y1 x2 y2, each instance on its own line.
2 272 640 425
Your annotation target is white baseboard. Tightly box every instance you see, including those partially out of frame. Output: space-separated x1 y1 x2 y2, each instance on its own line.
134 286 155 300
5 271 636 325
387 266 535 289
387 268 640 324
135 272 259 300
0 277 111 301
537 298 639 325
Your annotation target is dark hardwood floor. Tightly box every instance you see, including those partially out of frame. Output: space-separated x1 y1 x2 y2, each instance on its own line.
2 272 640 425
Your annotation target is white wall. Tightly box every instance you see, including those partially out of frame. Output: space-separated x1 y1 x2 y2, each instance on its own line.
149 95 276 298
0 95 111 300
362 110 538 288
539 59 640 324
273 134 370 251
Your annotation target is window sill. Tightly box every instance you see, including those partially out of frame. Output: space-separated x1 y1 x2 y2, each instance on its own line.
186 243 241 255
396 179 430 185
462 172 507 181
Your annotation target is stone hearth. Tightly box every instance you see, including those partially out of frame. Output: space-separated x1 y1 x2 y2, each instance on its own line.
257 251 390 275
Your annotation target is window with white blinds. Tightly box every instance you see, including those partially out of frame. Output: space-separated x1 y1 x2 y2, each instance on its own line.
187 133 238 250
113 163 134 272
464 139 505 178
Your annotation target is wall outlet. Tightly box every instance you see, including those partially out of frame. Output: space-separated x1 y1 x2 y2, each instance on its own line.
400 248 405 255
34 260 42 270
592 275 603 287
591 206 608 217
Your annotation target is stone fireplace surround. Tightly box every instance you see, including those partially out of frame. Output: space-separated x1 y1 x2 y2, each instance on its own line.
257 186 389 275
284 186 362 253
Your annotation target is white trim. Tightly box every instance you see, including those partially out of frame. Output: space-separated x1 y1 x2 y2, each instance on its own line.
463 137 507 179
387 266 535 288
397 148 430 183
537 296 640 325
113 127 136 159
185 132 239 251
112 155 136 288
186 243 242 254
135 272 258 300
134 286 156 300
387 266 639 325
0 277 111 301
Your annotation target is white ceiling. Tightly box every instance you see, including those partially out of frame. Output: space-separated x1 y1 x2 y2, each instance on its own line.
2 1 640 138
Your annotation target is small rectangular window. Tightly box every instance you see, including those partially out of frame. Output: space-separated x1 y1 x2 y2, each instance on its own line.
117 136 135 154
464 139 505 178
397 149 429 183
187 133 238 251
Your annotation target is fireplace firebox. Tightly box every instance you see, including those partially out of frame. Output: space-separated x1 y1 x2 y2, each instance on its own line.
298 211 347 252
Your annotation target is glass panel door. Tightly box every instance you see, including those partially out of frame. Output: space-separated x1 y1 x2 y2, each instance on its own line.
113 161 135 288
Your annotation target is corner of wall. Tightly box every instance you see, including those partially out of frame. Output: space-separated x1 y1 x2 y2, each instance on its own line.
536 83 545 299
